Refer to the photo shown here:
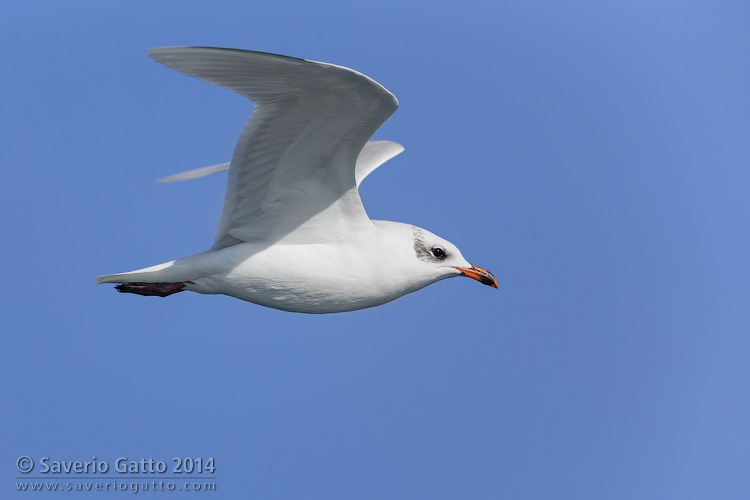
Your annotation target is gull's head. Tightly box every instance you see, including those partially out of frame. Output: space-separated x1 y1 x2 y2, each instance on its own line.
402 224 498 290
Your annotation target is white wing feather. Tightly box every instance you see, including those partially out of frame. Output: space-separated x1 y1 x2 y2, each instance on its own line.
147 47 399 249
157 162 231 183
156 140 404 185
354 140 404 186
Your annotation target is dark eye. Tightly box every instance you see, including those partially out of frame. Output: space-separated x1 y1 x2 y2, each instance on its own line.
431 247 446 259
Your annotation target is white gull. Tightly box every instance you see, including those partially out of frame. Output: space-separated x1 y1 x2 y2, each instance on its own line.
97 47 497 313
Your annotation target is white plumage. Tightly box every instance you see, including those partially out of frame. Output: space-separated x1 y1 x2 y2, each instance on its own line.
97 47 496 313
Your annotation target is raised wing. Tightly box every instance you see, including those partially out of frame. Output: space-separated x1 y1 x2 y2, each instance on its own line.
354 140 404 186
156 140 404 185
147 47 399 249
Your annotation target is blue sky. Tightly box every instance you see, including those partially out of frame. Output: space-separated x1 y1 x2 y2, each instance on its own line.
2 1 749 498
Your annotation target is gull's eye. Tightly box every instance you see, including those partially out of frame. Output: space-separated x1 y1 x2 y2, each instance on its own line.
431 247 446 259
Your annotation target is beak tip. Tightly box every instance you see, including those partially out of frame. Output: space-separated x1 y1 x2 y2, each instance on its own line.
484 274 499 289
456 264 498 289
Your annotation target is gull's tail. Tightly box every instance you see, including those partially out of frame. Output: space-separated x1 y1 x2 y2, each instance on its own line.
96 260 180 285
96 252 220 293
97 262 190 297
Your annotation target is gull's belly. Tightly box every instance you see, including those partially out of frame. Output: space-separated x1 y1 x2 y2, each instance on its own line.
186 242 420 314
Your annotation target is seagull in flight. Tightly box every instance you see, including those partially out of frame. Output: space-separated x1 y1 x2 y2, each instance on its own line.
97 47 497 313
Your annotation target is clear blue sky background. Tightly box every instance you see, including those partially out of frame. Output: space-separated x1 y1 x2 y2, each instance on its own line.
2 1 749 498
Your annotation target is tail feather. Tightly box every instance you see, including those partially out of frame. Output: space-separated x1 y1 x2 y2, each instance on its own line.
96 260 178 285
97 252 221 292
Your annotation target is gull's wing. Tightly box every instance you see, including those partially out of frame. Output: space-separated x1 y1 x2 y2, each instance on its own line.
156 140 404 185
354 140 404 186
148 47 399 249
157 162 231 183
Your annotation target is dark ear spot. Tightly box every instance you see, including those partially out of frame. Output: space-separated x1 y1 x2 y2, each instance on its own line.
412 226 448 262
412 226 433 261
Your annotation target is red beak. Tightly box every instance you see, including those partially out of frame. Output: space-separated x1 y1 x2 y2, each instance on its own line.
454 264 498 288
